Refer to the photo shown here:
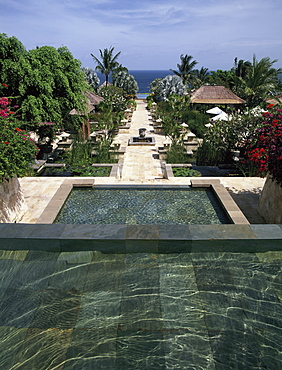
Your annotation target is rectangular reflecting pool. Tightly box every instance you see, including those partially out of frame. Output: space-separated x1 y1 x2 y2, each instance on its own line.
54 187 231 225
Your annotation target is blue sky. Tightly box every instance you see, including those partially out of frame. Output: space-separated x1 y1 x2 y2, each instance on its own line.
1 0 282 71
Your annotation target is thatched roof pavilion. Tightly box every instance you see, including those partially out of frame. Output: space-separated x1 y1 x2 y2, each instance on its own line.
69 91 104 116
69 91 104 138
190 86 245 105
266 94 282 105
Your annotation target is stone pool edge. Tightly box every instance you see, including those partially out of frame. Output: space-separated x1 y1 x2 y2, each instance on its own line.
0 223 281 253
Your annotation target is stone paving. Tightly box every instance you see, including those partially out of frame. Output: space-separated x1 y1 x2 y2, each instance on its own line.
18 100 266 224
113 100 166 181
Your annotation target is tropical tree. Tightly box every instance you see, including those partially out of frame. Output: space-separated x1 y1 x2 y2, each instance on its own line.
98 85 127 112
238 55 282 107
82 67 100 91
0 34 88 128
170 54 198 88
91 46 121 87
151 75 186 101
193 67 210 89
112 71 138 95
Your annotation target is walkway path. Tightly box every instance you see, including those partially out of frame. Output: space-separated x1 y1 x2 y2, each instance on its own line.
114 100 167 181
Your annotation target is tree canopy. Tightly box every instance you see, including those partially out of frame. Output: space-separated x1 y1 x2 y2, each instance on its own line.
112 71 138 95
91 46 122 87
170 54 198 87
0 34 88 128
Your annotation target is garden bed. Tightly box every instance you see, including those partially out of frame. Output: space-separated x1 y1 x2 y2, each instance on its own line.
39 164 112 177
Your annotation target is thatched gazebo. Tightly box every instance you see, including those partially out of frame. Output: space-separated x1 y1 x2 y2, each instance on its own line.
190 86 245 107
69 91 104 138
266 94 282 106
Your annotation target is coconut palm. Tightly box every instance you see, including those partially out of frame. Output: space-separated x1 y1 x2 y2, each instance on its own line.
193 67 210 89
91 46 121 87
170 54 198 88
240 55 282 106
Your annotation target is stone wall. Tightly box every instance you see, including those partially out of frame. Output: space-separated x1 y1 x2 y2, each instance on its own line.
258 177 282 224
0 177 27 223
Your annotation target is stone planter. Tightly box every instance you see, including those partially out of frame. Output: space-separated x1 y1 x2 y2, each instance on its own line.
0 177 27 223
258 177 282 224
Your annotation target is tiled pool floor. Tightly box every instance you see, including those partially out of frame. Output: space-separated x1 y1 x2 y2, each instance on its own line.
1 248 281 369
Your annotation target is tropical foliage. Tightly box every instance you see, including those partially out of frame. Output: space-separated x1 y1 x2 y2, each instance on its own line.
98 85 127 112
112 71 138 96
91 46 122 86
81 67 100 91
0 34 88 128
209 56 282 107
170 54 198 87
247 105 282 185
0 88 38 180
196 110 264 165
150 75 186 101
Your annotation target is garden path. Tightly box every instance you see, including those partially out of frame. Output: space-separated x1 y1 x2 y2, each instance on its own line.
114 100 168 181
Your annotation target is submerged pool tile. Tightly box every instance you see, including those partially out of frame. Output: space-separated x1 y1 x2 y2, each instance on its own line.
65 328 117 370
31 290 81 330
163 328 214 370
0 288 40 328
58 251 94 264
8 260 57 290
0 259 23 291
116 330 166 369
14 327 72 370
0 327 28 369
48 260 89 292
0 250 28 261
84 261 125 292
76 291 122 329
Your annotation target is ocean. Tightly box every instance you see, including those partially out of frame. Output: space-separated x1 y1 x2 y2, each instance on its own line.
96 70 174 93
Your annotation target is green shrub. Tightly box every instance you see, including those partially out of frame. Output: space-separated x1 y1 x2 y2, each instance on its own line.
172 167 201 177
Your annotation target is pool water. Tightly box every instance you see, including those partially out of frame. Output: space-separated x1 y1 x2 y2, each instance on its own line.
0 248 281 369
55 188 231 225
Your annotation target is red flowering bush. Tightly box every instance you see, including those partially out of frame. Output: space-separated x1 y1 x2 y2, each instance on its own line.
248 104 282 185
0 86 38 180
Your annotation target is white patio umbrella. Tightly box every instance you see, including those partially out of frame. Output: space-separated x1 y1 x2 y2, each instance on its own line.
205 123 213 128
156 118 162 123
206 107 224 115
181 122 188 128
211 112 229 121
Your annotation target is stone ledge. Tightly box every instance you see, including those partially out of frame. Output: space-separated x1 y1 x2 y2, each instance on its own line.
1 224 281 254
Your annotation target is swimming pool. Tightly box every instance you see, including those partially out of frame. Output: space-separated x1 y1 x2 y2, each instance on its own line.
54 187 231 225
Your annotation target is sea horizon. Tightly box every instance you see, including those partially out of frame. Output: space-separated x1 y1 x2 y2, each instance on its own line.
97 70 174 93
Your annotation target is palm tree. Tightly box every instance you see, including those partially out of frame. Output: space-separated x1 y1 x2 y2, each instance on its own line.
240 55 282 106
170 54 198 88
91 46 121 87
194 67 210 89
233 58 252 78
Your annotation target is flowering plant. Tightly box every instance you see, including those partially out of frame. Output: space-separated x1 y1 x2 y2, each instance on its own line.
0 86 38 181
247 104 282 186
